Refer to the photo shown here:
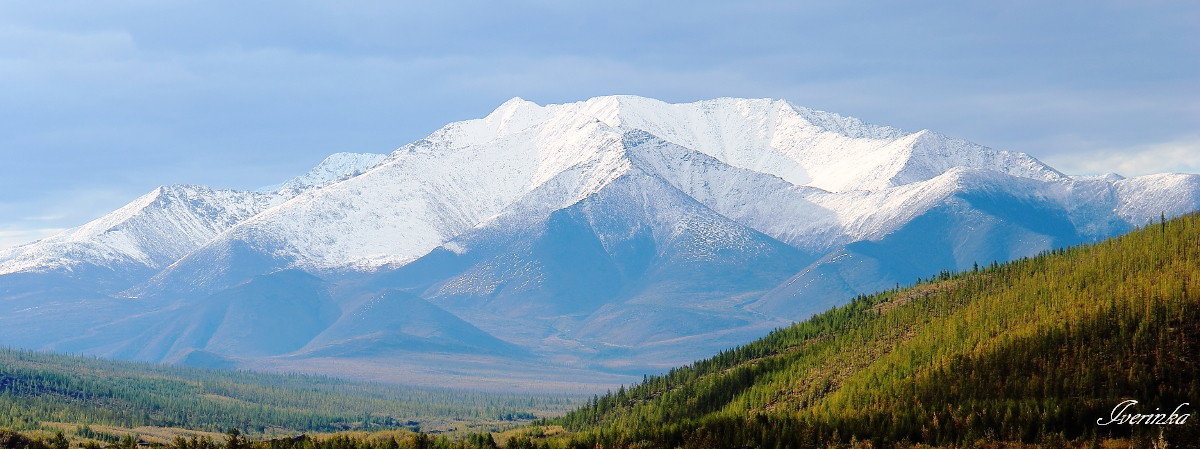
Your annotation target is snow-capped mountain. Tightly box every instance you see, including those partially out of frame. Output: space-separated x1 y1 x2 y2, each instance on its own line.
0 186 287 295
0 151 398 294
2 95 1197 391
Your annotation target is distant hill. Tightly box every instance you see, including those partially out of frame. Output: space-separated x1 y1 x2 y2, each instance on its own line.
0 347 570 434
545 213 1200 448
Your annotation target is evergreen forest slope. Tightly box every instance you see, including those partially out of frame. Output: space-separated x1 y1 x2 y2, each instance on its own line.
545 213 1200 448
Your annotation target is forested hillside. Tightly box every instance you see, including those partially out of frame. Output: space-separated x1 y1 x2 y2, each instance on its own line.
538 213 1200 448
0 348 570 434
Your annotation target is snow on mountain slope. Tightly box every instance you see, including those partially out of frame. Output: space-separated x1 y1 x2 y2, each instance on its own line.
366 163 811 370
1112 173 1200 223
263 152 388 193
130 112 636 296
4 94 1200 389
0 151 401 297
749 169 1200 322
621 130 843 251
129 96 1073 286
0 186 286 284
1 149 400 284
507 96 1065 192
621 130 1069 255
748 168 1089 320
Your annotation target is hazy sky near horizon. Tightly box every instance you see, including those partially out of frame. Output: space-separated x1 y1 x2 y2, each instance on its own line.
1 0 1198 249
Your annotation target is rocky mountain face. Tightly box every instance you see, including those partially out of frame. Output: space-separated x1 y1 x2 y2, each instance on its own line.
3 96 1197 392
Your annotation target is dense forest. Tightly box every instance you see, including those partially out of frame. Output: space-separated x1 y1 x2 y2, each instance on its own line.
0 348 571 434
533 213 1200 448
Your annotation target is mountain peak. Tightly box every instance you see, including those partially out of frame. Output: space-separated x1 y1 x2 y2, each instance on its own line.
263 152 388 192
0 184 289 279
463 96 1063 192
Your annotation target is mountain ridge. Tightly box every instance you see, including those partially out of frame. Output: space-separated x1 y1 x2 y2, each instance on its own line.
1 95 1198 389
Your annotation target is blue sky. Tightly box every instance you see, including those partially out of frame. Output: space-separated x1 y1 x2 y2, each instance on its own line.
1 0 1197 249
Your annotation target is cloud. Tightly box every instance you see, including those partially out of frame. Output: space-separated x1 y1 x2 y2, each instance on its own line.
1042 136 1200 177
20 215 66 221
0 26 136 60
0 228 66 250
